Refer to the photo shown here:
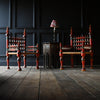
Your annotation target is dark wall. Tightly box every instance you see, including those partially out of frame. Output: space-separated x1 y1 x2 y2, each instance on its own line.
0 0 100 66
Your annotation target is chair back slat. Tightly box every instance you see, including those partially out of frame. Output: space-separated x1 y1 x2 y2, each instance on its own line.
70 25 92 51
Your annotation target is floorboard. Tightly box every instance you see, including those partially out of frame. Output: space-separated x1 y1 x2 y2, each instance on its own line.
0 66 100 100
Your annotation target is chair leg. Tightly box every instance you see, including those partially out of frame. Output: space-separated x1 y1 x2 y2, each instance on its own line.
36 51 39 69
24 55 26 68
17 53 22 71
36 47 39 69
59 50 63 70
17 57 22 71
59 43 63 70
81 52 86 71
36 57 39 69
81 58 86 71
60 57 63 70
90 52 93 69
7 56 10 69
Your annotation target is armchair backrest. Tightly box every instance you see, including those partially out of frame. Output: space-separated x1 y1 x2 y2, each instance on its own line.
70 25 92 51
6 27 26 53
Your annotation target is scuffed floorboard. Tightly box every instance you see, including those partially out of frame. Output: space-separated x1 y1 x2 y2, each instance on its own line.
0 66 100 100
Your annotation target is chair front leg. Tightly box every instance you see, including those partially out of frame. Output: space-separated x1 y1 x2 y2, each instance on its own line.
17 43 22 71
17 54 21 71
81 44 86 71
59 43 63 70
36 56 39 69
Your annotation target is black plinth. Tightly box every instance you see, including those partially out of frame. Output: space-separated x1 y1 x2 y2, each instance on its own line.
43 42 59 68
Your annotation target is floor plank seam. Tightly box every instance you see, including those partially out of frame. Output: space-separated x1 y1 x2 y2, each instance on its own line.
8 67 32 100
0 67 100 100
37 68 41 100
52 71 70 98
65 72 97 99
0 70 18 86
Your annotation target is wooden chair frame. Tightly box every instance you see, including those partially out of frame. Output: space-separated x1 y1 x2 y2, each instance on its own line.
6 27 39 71
59 25 93 71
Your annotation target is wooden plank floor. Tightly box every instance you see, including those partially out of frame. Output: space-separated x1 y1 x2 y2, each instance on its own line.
0 66 100 100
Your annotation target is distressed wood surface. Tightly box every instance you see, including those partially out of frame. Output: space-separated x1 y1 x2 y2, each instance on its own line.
0 66 100 100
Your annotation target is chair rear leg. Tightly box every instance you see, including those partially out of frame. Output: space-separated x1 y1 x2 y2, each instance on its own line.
36 51 39 69
36 57 39 69
90 52 93 69
36 45 39 69
24 55 26 68
7 55 10 69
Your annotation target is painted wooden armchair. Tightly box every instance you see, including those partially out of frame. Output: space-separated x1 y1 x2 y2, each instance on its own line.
6 27 39 71
59 25 93 71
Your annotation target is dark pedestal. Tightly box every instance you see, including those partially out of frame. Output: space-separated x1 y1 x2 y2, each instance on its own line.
43 42 59 68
